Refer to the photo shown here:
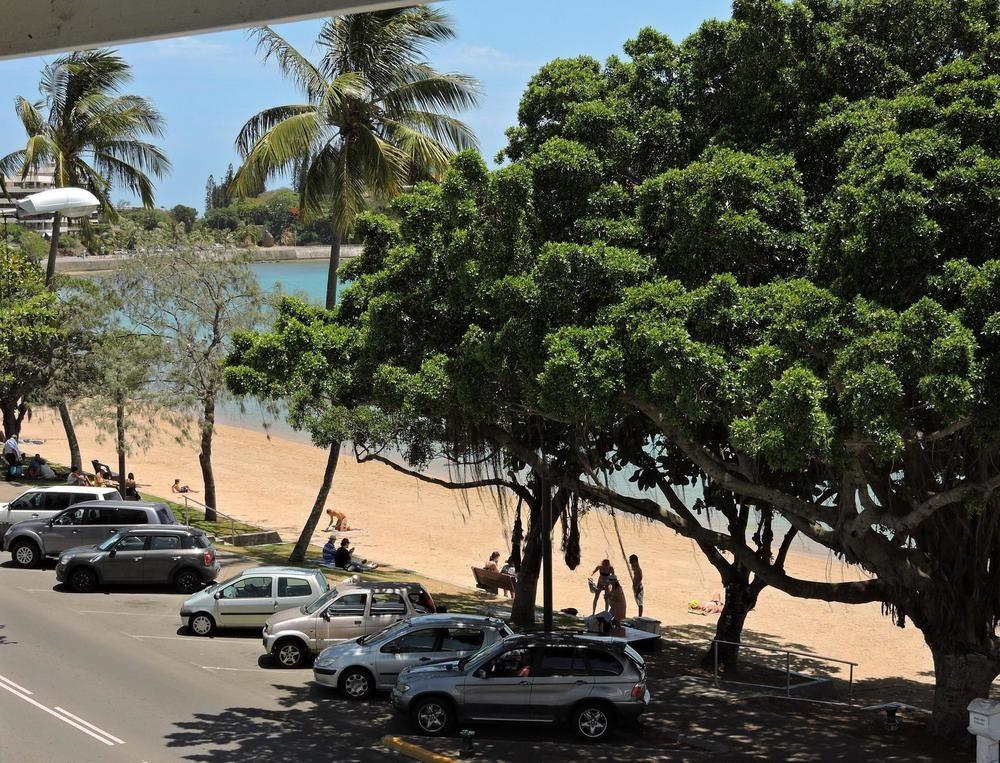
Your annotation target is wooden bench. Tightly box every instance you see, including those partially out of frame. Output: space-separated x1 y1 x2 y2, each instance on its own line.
91 460 119 481
472 566 516 597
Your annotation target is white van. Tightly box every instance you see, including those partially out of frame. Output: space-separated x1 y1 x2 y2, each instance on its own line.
0 485 121 531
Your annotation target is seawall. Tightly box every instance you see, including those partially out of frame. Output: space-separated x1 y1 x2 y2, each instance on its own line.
55 244 361 273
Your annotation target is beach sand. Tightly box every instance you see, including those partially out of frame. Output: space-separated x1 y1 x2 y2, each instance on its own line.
21 408 934 698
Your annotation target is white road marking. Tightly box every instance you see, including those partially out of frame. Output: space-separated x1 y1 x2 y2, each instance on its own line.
54 707 127 744
18 587 59 593
0 674 33 695
199 666 261 672
122 632 248 643
0 676 125 746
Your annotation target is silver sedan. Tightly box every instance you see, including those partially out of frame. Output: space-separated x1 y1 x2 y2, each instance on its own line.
313 613 512 699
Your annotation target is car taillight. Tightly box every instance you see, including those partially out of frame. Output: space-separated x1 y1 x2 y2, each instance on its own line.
203 550 214 566
631 681 645 699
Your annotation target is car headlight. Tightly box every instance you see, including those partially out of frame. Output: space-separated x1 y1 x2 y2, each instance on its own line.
396 682 411 694
315 653 336 668
59 555 69 565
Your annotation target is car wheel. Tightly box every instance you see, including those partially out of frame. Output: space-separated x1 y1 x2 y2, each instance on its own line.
340 667 375 700
411 696 454 736
188 612 216 637
68 567 98 593
573 702 614 742
174 569 202 594
10 539 40 568
273 638 307 669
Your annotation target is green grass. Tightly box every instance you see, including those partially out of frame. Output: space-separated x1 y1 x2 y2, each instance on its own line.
137 492 263 538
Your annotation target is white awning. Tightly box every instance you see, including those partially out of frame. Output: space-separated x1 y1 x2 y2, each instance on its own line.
0 0 421 60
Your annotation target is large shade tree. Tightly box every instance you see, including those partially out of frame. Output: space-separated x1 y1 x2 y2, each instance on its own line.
231 6 480 563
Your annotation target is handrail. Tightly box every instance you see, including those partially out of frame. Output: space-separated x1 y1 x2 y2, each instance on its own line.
710 638 857 704
178 495 249 542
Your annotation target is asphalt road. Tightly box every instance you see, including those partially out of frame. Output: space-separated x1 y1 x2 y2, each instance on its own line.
0 550 408 763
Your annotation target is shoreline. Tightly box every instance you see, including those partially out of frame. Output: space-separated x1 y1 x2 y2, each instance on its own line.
19 407 936 691
55 244 360 274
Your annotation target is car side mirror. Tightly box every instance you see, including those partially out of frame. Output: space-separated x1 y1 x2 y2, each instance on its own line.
473 668 487 679
108 548 117 558
322 609 331 621
213 591 222 600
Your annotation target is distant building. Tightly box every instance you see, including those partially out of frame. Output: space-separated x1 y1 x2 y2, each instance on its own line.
0 166 98 238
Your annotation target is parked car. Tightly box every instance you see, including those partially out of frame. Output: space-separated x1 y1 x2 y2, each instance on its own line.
263 580 436 668
2 500 178 568
180 566 330 636
0 486 121 532
391 632 649 742
313 614 513 699
54 526 219 593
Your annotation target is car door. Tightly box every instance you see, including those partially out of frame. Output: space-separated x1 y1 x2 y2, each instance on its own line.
528 645 593 720
6 491 45 525
374 627 443 688
42 507 89 552
276 576 317 613
462 645 537 720
79 507 122 547
316 591 369 648
216 575 276 627
366 590 408 635
100 534 148 583
142 534 184 583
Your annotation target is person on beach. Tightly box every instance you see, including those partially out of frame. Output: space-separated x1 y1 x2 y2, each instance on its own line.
485 551 501 572
171 479 197 494
67 466 90 486
322 537 337 565
323 507 350 532
93 471 108 488
591 558 615 614
605 576 627 625
629 554 644 617
26 454 55 480
334 538 378 572
3 433 23 471
124 473 140 500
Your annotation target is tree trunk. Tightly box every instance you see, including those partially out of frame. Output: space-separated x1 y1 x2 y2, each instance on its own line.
58 401 82 471
289 443 341 564
928 647 1000 741
198 395 217 521
1 399 19 438
702 574 762 673
115 400 126 498
511 486 565 628
325 236 341 311
45 212 61 287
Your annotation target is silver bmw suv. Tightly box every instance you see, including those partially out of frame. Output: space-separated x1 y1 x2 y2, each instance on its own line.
391 632 649 742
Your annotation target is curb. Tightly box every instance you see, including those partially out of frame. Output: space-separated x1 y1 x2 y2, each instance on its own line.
381 735 457 763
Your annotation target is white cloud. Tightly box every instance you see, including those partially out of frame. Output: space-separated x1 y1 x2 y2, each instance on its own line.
124 34 241 62
439 44 536 73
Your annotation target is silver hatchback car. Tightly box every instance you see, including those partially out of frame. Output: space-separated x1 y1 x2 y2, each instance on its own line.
313 614 512 699
392 632 649 742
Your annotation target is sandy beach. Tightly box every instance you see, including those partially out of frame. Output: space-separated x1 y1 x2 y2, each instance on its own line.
20 407 934 697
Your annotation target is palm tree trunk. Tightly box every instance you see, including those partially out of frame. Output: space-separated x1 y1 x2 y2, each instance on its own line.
325 236 341 310
198 394 217 522
116 399 126 499
289 231 344 563
45 212 62 287
58 401 82 470
289 444 340 564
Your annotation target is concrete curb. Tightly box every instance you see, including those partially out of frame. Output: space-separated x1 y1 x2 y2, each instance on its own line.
380 735 457 763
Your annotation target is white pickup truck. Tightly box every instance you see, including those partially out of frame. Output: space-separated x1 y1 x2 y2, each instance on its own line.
0 486 121 531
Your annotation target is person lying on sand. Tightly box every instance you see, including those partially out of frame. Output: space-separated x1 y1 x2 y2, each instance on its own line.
171 479 197 494
688 592 724 615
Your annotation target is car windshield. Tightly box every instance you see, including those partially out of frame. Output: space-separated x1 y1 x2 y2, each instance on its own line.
201 571 244 593
359 618 411 645
97 532 125 551
304 586 339 614
458 638 506 670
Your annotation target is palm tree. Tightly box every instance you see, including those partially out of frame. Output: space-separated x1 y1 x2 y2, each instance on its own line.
0 49 169 471
233 6 480 562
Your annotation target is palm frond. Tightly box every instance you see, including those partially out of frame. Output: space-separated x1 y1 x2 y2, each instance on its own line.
74 160 116 214
0 151 27 197
350 121 409 199
381 67 481 115
89 152 154 208
232 110 325 199
14 96 47 137
385 110 478 153
249 27 327 102
78 94 167 140
97 139 171 178
235 104 315 157
379 118 452 180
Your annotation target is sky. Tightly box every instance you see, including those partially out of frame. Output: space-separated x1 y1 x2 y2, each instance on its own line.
0 0 733 212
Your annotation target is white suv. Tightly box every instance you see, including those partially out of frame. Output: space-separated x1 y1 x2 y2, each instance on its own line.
0 486 121 532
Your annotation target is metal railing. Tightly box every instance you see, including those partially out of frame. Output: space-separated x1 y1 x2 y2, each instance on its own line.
710 639 857 704
177 494 247 542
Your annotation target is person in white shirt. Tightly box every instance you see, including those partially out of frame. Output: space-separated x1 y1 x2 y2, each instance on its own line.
3 434 23 467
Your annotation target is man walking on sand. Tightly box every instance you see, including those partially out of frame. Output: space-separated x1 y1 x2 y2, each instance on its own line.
629 554 644 618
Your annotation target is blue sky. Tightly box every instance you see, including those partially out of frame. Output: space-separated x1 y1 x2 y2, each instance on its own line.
0 0 732 211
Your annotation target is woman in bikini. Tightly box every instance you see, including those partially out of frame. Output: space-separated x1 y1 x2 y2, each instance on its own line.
591 558 615 615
